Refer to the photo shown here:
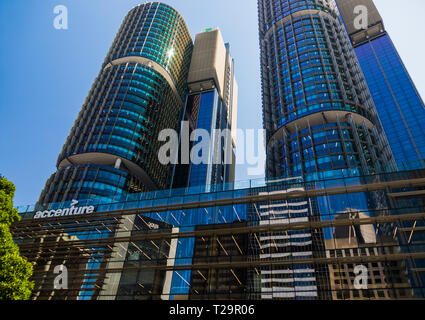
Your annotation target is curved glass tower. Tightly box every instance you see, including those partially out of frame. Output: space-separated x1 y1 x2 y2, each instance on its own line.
39 2 193 204
258 0 393 181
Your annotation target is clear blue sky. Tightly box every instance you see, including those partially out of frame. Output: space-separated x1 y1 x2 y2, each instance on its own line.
1 0 424 206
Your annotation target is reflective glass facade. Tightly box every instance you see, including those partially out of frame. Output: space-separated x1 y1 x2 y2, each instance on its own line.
166 89 235 298
336 0 425 169
258 0 393 181
354 35 425 167
39 2 193 205
335 0 425 299
14 167 425 300
182 90 233 189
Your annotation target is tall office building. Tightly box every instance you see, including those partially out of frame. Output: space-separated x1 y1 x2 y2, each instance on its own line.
336 0 425 168
256 0 399 300
165 28 240 299
39 2 193 205
258 0 393 181
35 3 193 300
172 28 238 190
34 2 240 300
335 1 425 297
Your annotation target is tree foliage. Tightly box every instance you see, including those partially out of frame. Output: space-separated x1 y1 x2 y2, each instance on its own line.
0 177 34 300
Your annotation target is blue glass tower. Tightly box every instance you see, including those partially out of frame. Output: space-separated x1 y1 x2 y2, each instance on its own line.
258 0 393 181
184 90 232 188
336 0 425 168
39 2 193 205
166 28 239 299
172 29 238 190
35 2 193 300
336 0 425 298
257 0 395 300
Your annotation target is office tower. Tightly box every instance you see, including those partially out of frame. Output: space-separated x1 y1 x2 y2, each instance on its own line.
154 27 240 300
336 0 425 168
256 0 399 301
258 0 393 181
39 2 193 205
172 28 238 190
336 0 425 298
35 2 192 301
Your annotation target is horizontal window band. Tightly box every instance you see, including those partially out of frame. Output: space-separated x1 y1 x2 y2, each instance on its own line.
104 56 183 106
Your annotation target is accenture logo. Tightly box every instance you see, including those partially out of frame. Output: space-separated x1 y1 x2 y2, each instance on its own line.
34 200 96 220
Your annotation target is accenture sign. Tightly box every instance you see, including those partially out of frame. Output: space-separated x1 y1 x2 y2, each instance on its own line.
34 200 96 220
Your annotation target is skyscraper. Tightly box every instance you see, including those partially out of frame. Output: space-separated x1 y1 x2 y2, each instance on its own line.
172 28 238 190
34 3 241 300
39 2 193 205
256 0 396 300
336 0 425 168
258 0 393 181
163 28 240 299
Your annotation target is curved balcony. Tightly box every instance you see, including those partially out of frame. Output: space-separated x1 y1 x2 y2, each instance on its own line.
39 164 135 205
259 0 338 36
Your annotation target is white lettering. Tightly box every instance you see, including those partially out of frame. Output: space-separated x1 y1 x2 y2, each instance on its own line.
354 5 368 30
158 129 179 165
53 265 68 290
33 200 96 220
354 265 368 290
87 206 95 214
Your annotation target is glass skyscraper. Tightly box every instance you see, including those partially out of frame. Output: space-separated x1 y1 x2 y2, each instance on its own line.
32 2 240 301
165 27 239 299
336 0 425 168
173 29 238 190
35 3 193 300
39 2 193 205
258 0 393 181
257 0 396 299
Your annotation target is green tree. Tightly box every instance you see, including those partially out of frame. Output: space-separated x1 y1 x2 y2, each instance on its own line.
0 177 34 300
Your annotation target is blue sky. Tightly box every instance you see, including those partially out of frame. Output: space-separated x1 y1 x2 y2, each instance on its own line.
0 0 424 206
